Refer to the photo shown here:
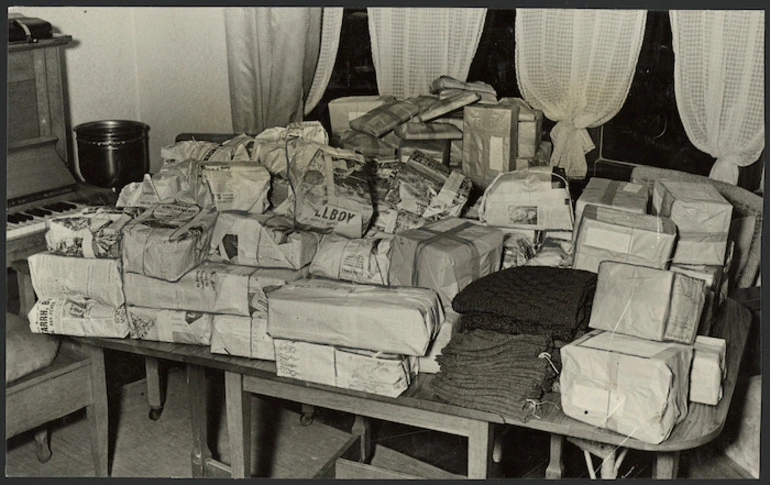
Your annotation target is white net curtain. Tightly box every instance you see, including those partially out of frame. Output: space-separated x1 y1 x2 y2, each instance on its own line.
515 9 647 178
367 8 487 99
670 10 765 185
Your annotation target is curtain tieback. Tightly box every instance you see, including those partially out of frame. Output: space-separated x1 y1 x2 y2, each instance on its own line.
709 154 743 185
550 120 596 179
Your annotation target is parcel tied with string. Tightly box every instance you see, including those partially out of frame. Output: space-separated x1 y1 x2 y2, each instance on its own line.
121 202 218 282
28 252 125 308
309 234 392 286
28 298 129 339
573 177 650 235
45 207 141 259
127 307 213 345
210 314 275 361
196 161 271 214
560 329 693 445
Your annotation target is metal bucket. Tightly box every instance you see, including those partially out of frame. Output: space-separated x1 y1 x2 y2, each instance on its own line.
74 120 150 190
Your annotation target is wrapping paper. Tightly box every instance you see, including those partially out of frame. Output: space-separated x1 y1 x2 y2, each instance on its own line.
416 91 480 122
501 230 538 269
385 150 471 221
124 262 305 317
525 237 573 268
122 202 218 281
259 139 326 181
721 375 761 478
254 121 330 146
394 122 463 140
389 218 504 308
462 102 520 186
45 207 140 258
327 95 397 137
397 139 451 166
210 314 274 360
690 336 726 405
653 180 733 265
339 130 397 157
367 203 429 235
197 162 271 214
209 212 320 270
560 329 693 444
515 140 552 171
267 279 444 356
589 261 706 345
127 307 213 345
573 205 676 274
418 309 460 374
28 298 129 338
349 96 435 137
28 252 125 307
309 234 391 286
500 97 544 158
574 177 649 235
160 138 250 163
372 158 402 202
116 158 197 208
429 76 497 97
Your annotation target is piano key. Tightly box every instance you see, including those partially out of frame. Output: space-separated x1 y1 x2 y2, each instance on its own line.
8 214 22 224
16 213 35 222
27 208 53 217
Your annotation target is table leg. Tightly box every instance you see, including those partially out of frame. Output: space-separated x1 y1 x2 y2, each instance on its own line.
225 371 252 478
187 364 212 478
652 451 680 479
545 434 565 479
467 420 494 478
351 415 372 463
145 357 164 420
86 345 109 477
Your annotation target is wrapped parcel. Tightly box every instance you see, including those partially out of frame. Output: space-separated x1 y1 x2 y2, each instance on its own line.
196 161 271 214
397 139 451 166
267 279 444 356
574 177 649 235
127 307 213 345
309 234 391 286
462 101 520 187
560 329 693 444
28 298 129 338
690 336 727 405
418 309 460 374
327 95 397 137
210 314 275 360
349 96 435 137
28 252 125 307
45 207 139 258
339 130 397 158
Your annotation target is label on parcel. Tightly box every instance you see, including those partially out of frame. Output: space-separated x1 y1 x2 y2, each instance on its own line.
28 298 129 339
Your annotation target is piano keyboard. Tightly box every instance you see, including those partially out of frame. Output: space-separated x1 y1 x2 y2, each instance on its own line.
6 201 90 241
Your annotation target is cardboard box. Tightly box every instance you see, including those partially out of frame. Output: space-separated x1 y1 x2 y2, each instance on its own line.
267 279 444 356
589 261 706 345
28 252 125 307
122 202 218 282
28 298 129 338
653 180 733 265
45 207 139 259
690 336 726 405
390 218 504 308
462 102 520 187
397 139 451 166
127 307 213 345
573 205 677 274
210 314 275 361
309 234 391 286
560 329 693 444
328 95 396 137
574 178 649 235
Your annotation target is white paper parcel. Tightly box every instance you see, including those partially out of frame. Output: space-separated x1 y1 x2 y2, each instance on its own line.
127 307 214 345
28 252 125 307
309 233 391 286
210 314 275 361
560 329 693 445
267 279 444 356
196 161 271 214
28 298 129 339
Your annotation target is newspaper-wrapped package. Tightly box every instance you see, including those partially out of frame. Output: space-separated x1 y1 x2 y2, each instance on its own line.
349 96 435 137
690 336 726 405
462 101 520 187
390 218 504 308
525 237 573 268
339 130 397 157
160 138 250 163
121 202 218 282
124 262 305 317
45 207 139 258
501 230 538 269
479 168 573 231
328 95 397 137
259 138 324 181
210 314 275 360
418 309 460 374
417 91 481 122
394 122 463 141
196 162 271 214
254 121 329 146
117 157 198 208
368 203 428 235
209 213 320 270
589 261 706 345
309 234 391 286
500 97 544 158
574 178 649 236
397 139 451 166
372 158 401 202
28 252 125 307
385 150 471 221
273 145 374 238
560 329 693 444
273 339 417 398
429 76 497 99
653 180 733 265
573 205 676 274
268 279 444 356
127 307 213 345
28 298 129 338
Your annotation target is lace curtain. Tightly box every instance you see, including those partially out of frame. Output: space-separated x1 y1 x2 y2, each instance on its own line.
367 8 487 99
670 10 765 185
515 9 647 178
224 7 342 133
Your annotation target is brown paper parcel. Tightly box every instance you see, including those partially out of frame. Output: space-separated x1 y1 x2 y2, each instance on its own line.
572 205 677 274
652 180 733 265
389 218 504 308
122 202 218 282
462 102 520 187
327 95 397 137
689 335 726 405
209 213 320 270
309 234 391 286
574 177 649 237
589 261 706 345
267 279 444 356
210 314 275 361
127 307 213 345
28 298 129 338
560 329 693 444
28 252 125 307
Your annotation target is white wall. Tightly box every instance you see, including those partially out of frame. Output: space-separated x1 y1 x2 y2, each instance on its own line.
9 6 233 174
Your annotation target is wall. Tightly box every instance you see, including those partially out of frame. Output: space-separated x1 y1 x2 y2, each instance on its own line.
9 6 233 174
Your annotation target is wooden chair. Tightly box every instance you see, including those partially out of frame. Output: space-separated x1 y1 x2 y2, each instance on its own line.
6 260 109 476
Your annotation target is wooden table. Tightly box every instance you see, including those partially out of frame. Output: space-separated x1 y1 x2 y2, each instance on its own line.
81 297 750 479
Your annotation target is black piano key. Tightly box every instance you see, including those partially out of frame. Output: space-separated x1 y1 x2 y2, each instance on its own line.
17 213 37 222
7 214 22 224
43 203 68 212
26 208 52 217
58 202 78 210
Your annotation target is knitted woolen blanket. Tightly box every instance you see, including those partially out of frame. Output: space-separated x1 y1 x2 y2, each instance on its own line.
451 266 597 339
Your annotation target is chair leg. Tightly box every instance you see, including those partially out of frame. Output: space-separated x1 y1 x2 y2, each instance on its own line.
86 345 110 477
300 404 315 426
145 357 164 420
34 426 52 463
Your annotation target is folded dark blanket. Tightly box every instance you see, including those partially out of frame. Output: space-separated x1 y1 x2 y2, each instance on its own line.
458 312 580 341
452 266 597 336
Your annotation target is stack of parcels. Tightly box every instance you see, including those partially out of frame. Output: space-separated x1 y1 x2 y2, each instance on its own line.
690 336 727 405
572 205 677 274
395 122 462 166
573 178 650 239
27 245 129 338
389 218 504 308
328 95 397 138
267 279 444 397
560 330 693 444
